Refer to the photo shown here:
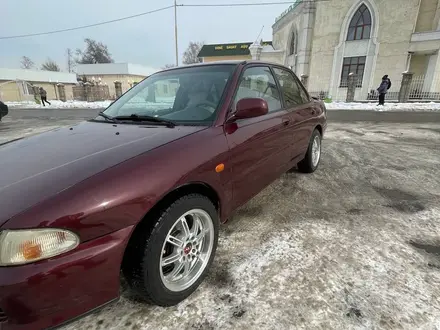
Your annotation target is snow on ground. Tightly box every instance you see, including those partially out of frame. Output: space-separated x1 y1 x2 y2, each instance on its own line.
5 97 175 110
6 99 440 111
326 101 440 111
6 100 112 109
62 122 440 330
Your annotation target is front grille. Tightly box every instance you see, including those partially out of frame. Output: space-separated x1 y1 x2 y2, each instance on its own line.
0 308 7 323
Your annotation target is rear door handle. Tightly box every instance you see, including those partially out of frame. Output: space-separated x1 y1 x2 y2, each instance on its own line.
311 109 316 115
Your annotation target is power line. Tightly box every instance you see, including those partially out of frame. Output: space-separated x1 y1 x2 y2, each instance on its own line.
179 1 296 7
0 5 174 40
0 2 302 40
0 1 317 41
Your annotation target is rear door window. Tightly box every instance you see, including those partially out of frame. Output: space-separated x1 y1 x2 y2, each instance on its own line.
273 67 309 107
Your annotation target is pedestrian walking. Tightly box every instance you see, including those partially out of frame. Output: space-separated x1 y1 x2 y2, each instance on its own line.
377 75 391 106
39 87 51 106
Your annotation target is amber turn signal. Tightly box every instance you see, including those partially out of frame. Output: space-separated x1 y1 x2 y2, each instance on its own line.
215 163 225 173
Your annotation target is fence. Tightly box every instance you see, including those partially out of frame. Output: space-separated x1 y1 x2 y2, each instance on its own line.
407 74 440 100
309 73 440 102
72 84 110 102
365 74 440 101
307 76 330 100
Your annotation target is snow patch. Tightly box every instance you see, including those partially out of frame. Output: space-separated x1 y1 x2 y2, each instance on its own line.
326 102 440 111
6 100 112 109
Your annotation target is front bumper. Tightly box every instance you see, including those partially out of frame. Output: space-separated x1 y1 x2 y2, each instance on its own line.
0 226 133 330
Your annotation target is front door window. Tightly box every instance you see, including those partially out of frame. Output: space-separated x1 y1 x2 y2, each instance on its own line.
233 66 282 113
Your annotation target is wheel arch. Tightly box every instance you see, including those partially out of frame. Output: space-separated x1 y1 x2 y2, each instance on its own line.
315 124 323 136
121 181 221 271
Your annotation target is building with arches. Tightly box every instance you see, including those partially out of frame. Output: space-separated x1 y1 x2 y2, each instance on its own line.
264 0 440 100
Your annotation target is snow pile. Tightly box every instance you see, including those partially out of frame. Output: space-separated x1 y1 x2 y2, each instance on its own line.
6 99 440 112
326 101 440 111
6 100 112 109
6 97 176 110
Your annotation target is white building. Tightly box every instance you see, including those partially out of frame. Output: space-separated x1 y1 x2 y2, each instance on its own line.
75 63 159 98
259 0 440 100
0 68 77 102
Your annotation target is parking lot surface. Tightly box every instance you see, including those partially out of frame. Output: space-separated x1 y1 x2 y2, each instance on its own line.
2 111 440 329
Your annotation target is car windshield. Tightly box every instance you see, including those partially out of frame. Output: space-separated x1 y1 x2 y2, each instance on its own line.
98 64 236 125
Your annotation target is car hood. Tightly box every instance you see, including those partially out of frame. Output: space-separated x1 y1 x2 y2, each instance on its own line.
0 121 205 226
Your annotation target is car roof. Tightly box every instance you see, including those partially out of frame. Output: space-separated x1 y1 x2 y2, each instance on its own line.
160 60 290 72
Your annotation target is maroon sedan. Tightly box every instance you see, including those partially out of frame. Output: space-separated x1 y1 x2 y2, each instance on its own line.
0 61 326 329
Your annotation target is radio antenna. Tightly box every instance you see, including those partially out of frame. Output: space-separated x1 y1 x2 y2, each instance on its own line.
255 25 264 43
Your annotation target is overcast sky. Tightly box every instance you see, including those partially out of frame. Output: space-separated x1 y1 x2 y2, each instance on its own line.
1 0 288 71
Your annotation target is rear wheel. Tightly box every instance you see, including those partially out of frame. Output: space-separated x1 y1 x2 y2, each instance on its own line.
297 129 322 173
123 194 218 306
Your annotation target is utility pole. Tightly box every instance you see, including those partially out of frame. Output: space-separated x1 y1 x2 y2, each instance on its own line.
174 0 179 66
67 48 73 73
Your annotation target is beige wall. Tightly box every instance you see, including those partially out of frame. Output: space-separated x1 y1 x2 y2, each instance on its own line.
415 0 439 32
410 55 429 75
80 74 147 99
0 80 74 102
270 0 440 99
202 55 250 63
305 0 420 96
433 0 440 30
260 51 285 65
0 81 25 102
307 0 346 92
272 6 303 70
372 0 420 89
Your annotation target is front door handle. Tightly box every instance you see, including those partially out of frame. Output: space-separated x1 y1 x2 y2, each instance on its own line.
311 109 316 115
283 120 290 126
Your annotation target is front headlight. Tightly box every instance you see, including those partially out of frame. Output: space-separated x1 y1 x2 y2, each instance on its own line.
0 229 79 266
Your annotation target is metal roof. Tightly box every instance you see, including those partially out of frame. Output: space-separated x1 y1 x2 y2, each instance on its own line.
0 68 77 84
75 63 159 77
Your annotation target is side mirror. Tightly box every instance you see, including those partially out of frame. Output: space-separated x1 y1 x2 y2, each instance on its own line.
232 98 269 120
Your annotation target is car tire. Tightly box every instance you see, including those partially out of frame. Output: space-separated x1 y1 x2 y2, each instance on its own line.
297 129 322 173
123 194 219 306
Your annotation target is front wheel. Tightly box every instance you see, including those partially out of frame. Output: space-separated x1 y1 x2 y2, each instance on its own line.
297 129 322 173
123 194 219 306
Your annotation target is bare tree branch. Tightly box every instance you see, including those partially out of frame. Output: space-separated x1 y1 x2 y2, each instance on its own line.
182 42 204 65
20 56 34 69
41 58 61 71
162 64 177 69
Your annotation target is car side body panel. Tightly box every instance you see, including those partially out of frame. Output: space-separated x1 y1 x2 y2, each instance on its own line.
224 110 294 210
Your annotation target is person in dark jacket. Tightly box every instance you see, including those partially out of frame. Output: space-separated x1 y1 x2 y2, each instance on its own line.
377 75 391 105
39 87 51 106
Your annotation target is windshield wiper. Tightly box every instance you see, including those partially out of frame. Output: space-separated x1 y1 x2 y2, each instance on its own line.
98 111 118 123
113 114 176 127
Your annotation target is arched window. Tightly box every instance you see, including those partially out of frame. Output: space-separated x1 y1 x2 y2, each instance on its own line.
347 4 371 41
289 32 296 55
